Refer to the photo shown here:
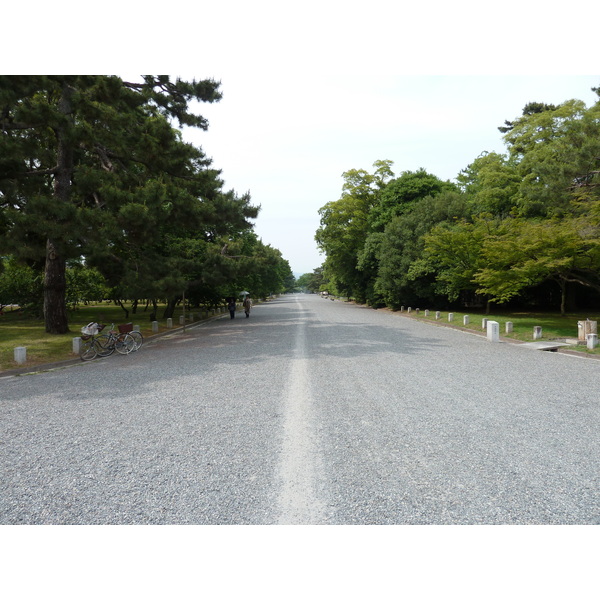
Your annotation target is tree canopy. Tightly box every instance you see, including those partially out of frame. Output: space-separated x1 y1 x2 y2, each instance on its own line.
0 75 292 330
315 84 600 314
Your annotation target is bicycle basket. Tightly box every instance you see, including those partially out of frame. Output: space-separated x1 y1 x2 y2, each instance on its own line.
118 323 133 333
80 322 105 337
81 322 99 336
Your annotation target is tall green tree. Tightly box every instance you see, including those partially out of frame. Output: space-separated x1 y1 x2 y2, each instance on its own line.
457 151 520 218
375 190 469 308
0 75 242 333
474 217 600 314
502 98 600 217
315 161 393 301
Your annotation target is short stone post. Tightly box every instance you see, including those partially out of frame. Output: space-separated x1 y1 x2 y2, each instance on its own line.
533 326 543 340
435 311 441 320
482 318 488 330
400 306 404 312
14 347 26 365
415 308 420 315
424 310 429 317
587 334 598 350
152 321 159 333
133 324 140 332
179 315 185 325
189 313 194 322
487 321 500 342
167 318 173 329
448 313 454 322
72 337 82 355
505 322 513 334
407 307 412 314
463 315 469 326
578 320 597 341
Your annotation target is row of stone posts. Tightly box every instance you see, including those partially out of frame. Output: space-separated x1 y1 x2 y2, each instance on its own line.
399 306 599 348
12 306 229 366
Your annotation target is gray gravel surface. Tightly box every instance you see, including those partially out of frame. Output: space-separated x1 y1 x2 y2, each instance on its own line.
1 294 599 524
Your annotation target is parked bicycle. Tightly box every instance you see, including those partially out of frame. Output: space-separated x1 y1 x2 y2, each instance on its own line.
79 322 105 361
117 322 143 351
79 322 136 361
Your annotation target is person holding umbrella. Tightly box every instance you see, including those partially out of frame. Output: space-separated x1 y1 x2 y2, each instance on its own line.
242 293 252 318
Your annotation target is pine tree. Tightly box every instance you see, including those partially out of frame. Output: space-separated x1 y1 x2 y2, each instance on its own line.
0 75 243 333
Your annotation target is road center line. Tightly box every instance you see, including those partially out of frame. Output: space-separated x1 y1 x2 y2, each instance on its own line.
276 304 326 524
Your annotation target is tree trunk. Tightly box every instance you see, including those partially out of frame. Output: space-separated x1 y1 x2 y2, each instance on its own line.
163 296 179 319
44 80 74 334
114 298 130 319
149 298 158 322
44 238 69 333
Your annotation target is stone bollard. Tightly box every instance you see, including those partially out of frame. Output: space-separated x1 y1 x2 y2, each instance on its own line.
448 313 454 322
400 306 404 312
407 307 412 314
14 347 26 365
179 315 185 325
435 311 441 320
463 315 470 326
533 326 543 340
167 318 173 329
482 318 488 330
578 320 597 341
506 322 513 334
189 313 194 322
415 309 420 315
72 337 82 355
424 310 429 317
587 334 598 350
133 324 140 332
152 321 159 333
487 321 500 342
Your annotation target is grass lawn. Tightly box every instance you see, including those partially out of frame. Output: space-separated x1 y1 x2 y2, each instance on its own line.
0 302 217 372
404 307 600 355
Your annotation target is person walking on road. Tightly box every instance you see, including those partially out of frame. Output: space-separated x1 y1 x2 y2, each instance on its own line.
227 298 236 319
243 296 252 318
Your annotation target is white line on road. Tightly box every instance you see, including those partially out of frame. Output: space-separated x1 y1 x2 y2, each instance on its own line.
276 301 326 524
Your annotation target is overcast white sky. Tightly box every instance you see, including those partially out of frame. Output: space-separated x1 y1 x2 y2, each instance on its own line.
188 74 599 274
4 1 599 277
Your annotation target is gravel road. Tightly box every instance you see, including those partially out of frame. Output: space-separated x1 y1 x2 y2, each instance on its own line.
1 294 599 524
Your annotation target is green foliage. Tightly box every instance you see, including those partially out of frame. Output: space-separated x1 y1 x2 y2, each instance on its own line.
375 190 470 308
316 83 600 313
457 152 520 217
65 262 110 307
296 268 325 293
1 75 287 331
368 168 458 232
315 164 386 301
0 258 43 313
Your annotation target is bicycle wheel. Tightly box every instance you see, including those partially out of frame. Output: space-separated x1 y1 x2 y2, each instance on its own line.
128 330 143 351
80 338 98 361
95 334 115 357
115 333 135 354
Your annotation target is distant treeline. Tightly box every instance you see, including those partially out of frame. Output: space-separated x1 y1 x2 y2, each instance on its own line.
311 89 600 314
